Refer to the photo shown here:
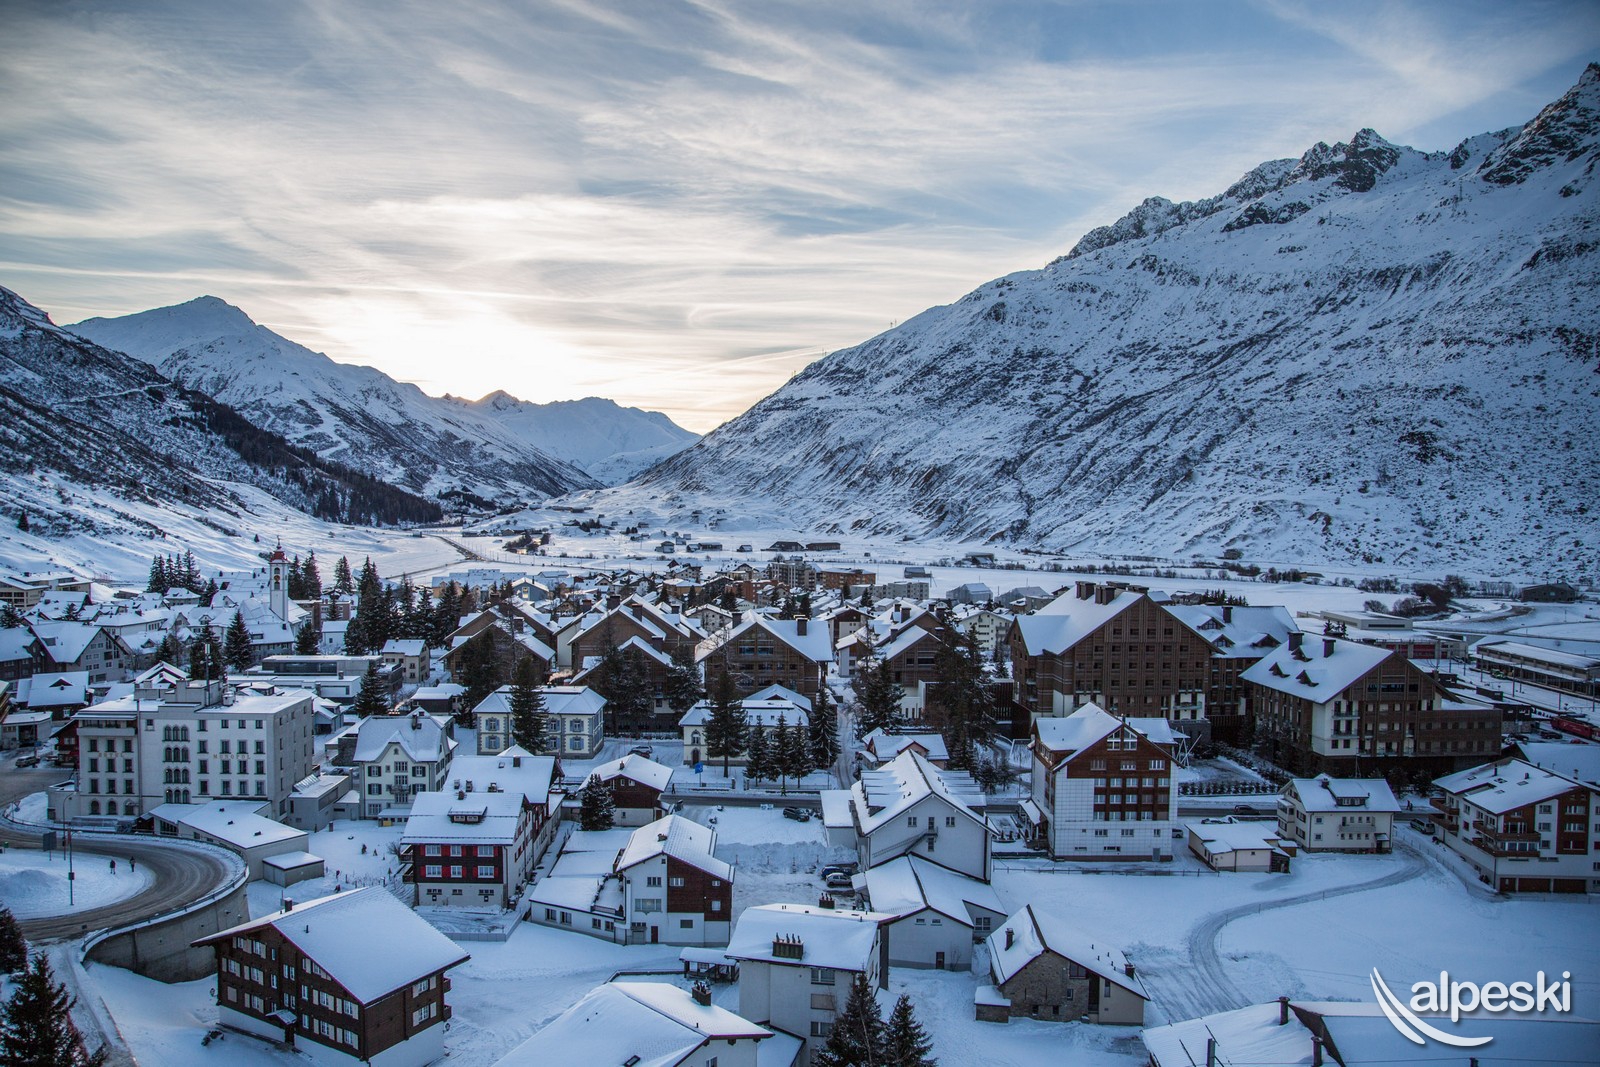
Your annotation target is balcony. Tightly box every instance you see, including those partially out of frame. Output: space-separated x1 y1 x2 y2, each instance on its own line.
1468 836 1542 859
1471 820 1540 843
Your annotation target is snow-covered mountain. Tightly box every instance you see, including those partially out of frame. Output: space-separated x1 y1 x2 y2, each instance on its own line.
0 284 440 552
68 298 600 504
448 391 699 485
581 64 1600 576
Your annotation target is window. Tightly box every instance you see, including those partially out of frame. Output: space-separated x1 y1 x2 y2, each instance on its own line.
810 967 835 986
449 866 463 878
907 816 918 827
811 1021 833 1038
680 918 694 929
477 845 494 857
425 844 441 856
476 865 494 879
647 876 662 887
945 816 956 827
669 876 685 888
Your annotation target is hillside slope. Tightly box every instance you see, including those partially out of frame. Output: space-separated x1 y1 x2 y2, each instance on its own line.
585 64 1600 574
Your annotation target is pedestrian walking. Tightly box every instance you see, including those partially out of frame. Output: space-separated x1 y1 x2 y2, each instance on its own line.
110 859 117 874
129 856 136 872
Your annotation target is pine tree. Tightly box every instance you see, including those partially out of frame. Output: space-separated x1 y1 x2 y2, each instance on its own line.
809 686 841 774
932 629 993 771
719 587 738 612
294 619 320 655
351 662 389 717
0 952 107 1067
180 549 200 592
854 657 902 737
333 556 354 595
302 552 322 598
813 973 885 1067
146 556 166 594
509 658 548 754
154 631 183 665
703 670 747 775
188 621 216 681
882 994 936 1067
776 712 812 794
287 556 306 600
662 647 703 716
0 604 23 629
0 907 26 973
15 512 28 533
207 625 226 681
745 721 772 784
579 775 615 831
224 610 254 671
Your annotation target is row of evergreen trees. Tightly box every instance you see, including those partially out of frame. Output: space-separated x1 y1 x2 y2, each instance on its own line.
145 550 216 603
0 907 106 1066
701 672 841 787
814 973 935 1067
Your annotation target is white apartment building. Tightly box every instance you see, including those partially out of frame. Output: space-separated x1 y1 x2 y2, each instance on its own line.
1276 774 1403 853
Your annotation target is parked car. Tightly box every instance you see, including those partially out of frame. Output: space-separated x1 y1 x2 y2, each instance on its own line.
782 806 812 822
1232 804 1264 817
823 872 855 890
819 863 858 880
15 754 40 768
629 744 654 757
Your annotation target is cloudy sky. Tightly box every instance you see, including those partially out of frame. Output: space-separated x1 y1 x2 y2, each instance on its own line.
2 1 1596 432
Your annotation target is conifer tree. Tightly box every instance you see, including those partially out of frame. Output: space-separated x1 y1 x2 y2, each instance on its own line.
302 551 322 598
333 556 354 595
200 578 218 607
745 720 772 784
0 952 107 1067
207 624 226 681
287 556 305 600
774 712 812 794
15 512 28 534
578 775 615 831
351 662 389 717
224 610 254 671
188 621 216 681
294 619 320 655
813 973 884 1067
854 657 902 738
0 604 23 629
809 686 841 773
0 907 26 973
662 647 704 716
509 657 547 754
882 994 936 1067
719 587 738 612
146 556 166 594
703 670 747 775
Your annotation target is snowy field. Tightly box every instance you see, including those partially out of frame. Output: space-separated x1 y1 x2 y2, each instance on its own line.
243 817 404 918
0 848 153 918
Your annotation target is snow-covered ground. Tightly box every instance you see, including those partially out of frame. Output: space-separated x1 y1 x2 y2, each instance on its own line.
0 848 153 918
243 818 404 918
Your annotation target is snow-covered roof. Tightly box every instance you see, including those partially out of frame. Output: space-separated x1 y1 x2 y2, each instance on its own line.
1012 588 1141 656
585 753 673 793
1434 758 1590 814
745 683 812 711
21 671 89 708
616 814 732 880
1241 636 1391 701
262 851 323 871
1185 819 1291 855
850 749 986 834
0 629 39 662
539 685 606 717
861 855 1002 924
402 789 527 844
492 982 770 1067
381 638 427 656
1476 639 1600 670
819 788 854 829
1284 774 1403 814
1033 702 1176 755
1512 742 1600 788
862 729 949 763
29 621 104 665
1165 604 1296 659
679 696 810 730
700 615 833 664
352 711 454 764
987 904 1147 999
724 903 892 971
446 746 558 807
151 801 305 849
196 887 468 1003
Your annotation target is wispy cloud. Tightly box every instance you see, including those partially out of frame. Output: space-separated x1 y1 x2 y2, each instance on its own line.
1 0 1595 431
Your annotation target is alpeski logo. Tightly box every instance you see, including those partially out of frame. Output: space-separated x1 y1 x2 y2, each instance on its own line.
1370 968 1572 1048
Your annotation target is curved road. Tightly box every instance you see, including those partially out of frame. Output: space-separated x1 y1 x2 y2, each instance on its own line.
1152 841 1428 1021
0 763 239 942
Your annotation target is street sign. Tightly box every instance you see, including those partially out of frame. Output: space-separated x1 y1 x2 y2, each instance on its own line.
41 831 57 853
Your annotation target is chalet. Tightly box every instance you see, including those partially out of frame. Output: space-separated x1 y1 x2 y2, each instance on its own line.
724 903 893 1065
1432 757 1599 893
859 728 949 767
978 904 1147 1025
857 855 1005 970
582 753 673 826
31 621 132 684
821 748 991 880
1030 703 1180 861
472 684 605 757
193 887 468 1067
492 982 787 1067
1009 582 1214 725
1243 633 1501 776
1277 775 1403 854
699 614 833 703
403 789 535 909
0 628 44 684
349 711 456 819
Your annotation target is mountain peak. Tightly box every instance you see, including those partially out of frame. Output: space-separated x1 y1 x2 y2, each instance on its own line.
1477 61 1600 187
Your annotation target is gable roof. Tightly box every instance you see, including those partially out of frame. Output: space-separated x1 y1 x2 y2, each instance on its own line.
1164 604 1297 659
862 729 950 763
446 746 559 807
699 614 833 665
850 749 985 834
616 814 732 880
352 712 454 764
195 887 468 1003
585 752 673 793
724 903 892 971
987 904 1147 1000
1241 636 1392 701
493 982 770 1067
1284 774 1403 814
401 789 527 844
1434 758 1591 814
1012 587 1141 656
861 855 1002 924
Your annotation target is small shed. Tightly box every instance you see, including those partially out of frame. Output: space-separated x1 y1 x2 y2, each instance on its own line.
262 850 326 887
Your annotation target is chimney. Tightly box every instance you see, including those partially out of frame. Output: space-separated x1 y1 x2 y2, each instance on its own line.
1076 581 1095 601
1096 585 1114 606
1311 1035 1323 1067
1005 928 1015 950
1222 605 1232 624
690 981 712 1007
818 892 835 909
771 934 805 960
1323 638 1335 658
1278 995 1290 1026
796 616 808 636
607 594 621 611
630 602 645 619
1124 962 1136 978
1288 632 1303 653
283 898 294 912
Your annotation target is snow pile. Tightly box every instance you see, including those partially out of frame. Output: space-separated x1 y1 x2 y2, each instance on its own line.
0 850 153 918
